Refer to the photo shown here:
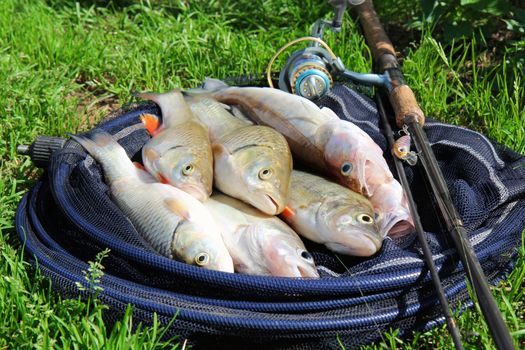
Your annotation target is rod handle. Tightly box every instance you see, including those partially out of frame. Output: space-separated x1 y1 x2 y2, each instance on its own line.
390 85 425 127
355 1 395 64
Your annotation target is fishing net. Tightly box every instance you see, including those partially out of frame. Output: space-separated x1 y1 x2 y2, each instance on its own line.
15 84 525 349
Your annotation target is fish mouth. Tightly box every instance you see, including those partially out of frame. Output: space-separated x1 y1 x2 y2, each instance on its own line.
297 265 320 278
387 220 415 238
379 212 415 238
179 184 209 202
279 264 319 278
264 194 281 215
326 233 382 257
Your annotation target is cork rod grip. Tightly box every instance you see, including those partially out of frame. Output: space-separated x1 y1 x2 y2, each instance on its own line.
389 85 425 127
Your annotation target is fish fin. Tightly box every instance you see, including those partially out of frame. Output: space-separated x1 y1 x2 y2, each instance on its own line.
133 164 157 183
133 162 146 171
358 157 372 197
136 89 188 127
164 198 190 220
180 89 212 105
320 107 341 122
201 78 229 91
70 131 114 156
229 105 253 124
281 206 296 220
140 113 160 136
158 173 170 184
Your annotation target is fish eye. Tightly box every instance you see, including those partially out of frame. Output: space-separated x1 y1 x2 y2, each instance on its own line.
258 168 273 180
299 250 313 262
340 162 353 176
182 163 195 176
357 214 374 224
194 252 210 266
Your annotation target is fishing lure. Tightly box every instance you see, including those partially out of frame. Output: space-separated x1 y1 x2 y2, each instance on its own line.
392 134 418 166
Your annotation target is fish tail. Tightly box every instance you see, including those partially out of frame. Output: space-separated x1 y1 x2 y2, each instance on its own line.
70 131 111 157
70 131 135 180
136 89 188 128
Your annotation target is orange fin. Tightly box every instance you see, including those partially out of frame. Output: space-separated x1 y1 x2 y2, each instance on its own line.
133 162 146 171
140 113 160 136
281 206 295 220
164 198 189 220
158 173 169 184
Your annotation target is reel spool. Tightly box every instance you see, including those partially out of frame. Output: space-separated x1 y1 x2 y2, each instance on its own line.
278 47 334 100
266 36 344 101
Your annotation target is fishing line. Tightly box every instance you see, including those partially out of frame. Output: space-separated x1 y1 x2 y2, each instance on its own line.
332 253 389 345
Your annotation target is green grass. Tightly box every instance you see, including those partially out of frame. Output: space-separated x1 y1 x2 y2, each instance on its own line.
0 0 524 348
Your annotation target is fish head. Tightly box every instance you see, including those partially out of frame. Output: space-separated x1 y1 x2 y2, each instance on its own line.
372 183 415 238
172 221 234 273
322 128 365 193
213 144 291 215
159 151 213 202
258 224 319 278
317 198 383 256
322 122 389 196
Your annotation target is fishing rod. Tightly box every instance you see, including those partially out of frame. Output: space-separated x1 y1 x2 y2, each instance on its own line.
353 1 515 349
375 93 463 350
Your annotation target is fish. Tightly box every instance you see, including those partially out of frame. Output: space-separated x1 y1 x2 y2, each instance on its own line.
204 193 319 278
136 90 194 128
70 130 234 273
181 90 251 141
181 91 293 215
206 80 414 236
392 134 418 166
280 170 382 256
140 115 213 202
136 90 214 202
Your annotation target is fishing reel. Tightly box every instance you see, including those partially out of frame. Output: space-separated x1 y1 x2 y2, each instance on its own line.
275 39 341 100
270 0 390 100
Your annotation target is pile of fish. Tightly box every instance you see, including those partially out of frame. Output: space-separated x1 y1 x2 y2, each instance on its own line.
72 78 414 278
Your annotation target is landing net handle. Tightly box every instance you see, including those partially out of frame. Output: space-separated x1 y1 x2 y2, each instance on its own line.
354 1 515 349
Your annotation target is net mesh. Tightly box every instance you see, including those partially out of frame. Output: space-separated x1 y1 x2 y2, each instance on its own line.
15 84 525 349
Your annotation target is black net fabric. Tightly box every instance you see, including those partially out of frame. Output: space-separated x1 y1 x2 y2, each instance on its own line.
15 84 525 349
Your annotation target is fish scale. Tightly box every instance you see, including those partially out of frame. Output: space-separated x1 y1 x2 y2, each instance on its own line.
184 92 248 140
112 182 181 258
71 131 234 272
204 194 319 277
183 89 293 215
282 170 382 257
212 86 328 173
209 82 413 237
220 125 291 155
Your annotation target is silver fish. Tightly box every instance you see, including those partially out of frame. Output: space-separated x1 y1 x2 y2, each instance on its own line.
182 91 293 215
71 131 233 273
281 170 382 256
207 80 413 237
204 193 319 278
141 116 213 202
137 91 214 202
